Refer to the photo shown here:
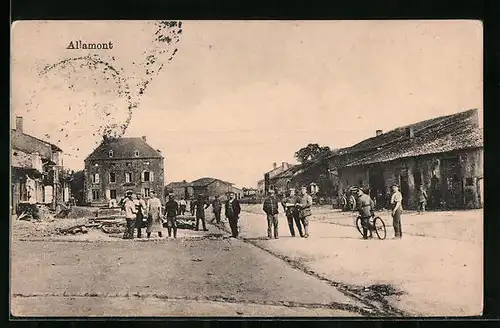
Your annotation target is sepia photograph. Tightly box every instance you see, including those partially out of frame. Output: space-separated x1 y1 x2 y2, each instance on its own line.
10 20 483 317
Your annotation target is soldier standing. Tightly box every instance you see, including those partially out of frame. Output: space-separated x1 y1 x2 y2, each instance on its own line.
282 189 303 237
263 189 280 239
123 191 137 239
211 195 222 224
225 191 241 238
296 186 313 238
355 188 375 240
146 190 163 238
165 194 179 238
417 185 428 214
391 185 404 238
134 193 147 238
195 195 210 231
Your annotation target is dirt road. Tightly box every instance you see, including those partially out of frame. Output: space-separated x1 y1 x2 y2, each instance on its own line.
11 234 363 317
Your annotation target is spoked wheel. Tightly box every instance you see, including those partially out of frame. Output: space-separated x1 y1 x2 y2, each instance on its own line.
355 217 363 236
373 216 386 240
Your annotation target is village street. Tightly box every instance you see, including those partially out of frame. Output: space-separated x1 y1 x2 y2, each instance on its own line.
10 206 482 317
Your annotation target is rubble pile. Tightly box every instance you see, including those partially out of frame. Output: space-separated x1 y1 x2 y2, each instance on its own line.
171 215 196 230
54 206 99 219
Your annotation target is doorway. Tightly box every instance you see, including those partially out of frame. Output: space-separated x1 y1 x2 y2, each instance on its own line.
369 166 386 209
399 170 410 208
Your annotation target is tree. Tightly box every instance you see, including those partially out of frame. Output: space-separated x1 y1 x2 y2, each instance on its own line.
69 170 85 205
294 144 331 163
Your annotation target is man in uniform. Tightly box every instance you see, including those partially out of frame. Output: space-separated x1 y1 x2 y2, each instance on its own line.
296 186 313 238
164 193 179 238
146 190 164 238
178 197 187 215
134 193 147 238
210 195 222 224
263 189 280 239
195 194 210 231
282 188 303 237
390 185 404 238
417 185 428 214
225 191 241 238
123 190 138 239
355 188 375 240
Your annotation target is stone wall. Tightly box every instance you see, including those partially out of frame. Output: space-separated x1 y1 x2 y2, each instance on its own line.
84 157 164 206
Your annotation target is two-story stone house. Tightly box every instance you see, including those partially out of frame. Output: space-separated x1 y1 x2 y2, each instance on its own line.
84 136 164 207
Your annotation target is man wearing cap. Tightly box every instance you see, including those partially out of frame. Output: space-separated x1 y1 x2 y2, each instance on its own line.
210 195 222 224
355 188 375 239
296 186 313 238
282 188 303 237
194 194 210 231
225 191 241 238
123 191 138 239
134 193 148 238
146 190 163 238
164 193 179 238
263 189 280 239
390 185 404 238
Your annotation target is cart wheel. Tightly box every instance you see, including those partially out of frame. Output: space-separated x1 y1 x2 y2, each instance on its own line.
374 217 386 240
355 217 363 236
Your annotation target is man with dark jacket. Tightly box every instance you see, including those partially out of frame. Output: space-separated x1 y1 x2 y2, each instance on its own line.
355 188 375 240
263 189 280 239
164 194 179 238
225 192 241 238
195 195 210 231
210 195 222 224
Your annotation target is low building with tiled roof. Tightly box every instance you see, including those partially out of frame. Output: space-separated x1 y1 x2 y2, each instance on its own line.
84 136 164 206
190 177 242 201
329 108 483 210
165 180 194 199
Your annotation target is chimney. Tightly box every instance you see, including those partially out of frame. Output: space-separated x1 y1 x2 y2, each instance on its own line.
273 162 277 169
406 126 414 138
15 116 23 133
376 129 383 137
142 135 147 142
282 162 286 169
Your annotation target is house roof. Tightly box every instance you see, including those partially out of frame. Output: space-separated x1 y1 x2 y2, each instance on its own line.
85 137 163 161
11 130 62 160
191 177 233 187
342 109 482 167
166 181 193 188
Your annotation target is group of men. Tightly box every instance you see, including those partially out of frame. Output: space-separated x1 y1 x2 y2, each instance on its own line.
263 184 405 241
263 186 313 239
120 190 243 240
355 184 404 239
190 193 242 238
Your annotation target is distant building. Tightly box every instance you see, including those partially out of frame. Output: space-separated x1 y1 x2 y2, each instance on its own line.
190 177 243 201
84 136 164 207
257 162 295 195
165 180 194 199
11 116 71 213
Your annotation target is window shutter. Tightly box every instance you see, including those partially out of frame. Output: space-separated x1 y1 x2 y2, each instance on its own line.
150 171 154 182
141 171 144 182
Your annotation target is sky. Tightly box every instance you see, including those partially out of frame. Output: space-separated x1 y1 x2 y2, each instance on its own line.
11 20 483 188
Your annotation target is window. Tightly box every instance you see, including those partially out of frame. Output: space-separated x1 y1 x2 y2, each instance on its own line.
143 188 150 198
92 173 100 184
92 189 100 200
110 190 117 200
125 172 132 183
134 150 139 157
109 150 114 158
144 171 150 182
109 172 116 183
466 178 474 186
